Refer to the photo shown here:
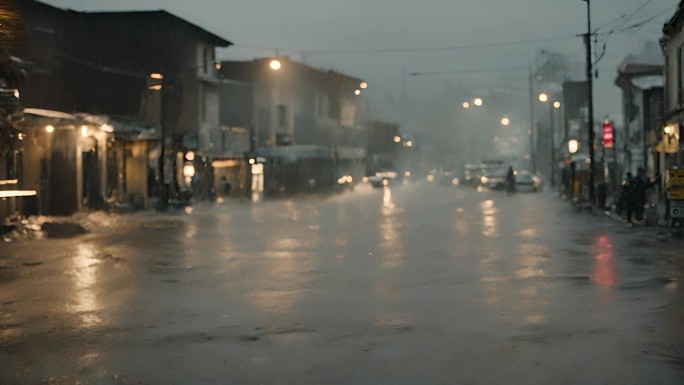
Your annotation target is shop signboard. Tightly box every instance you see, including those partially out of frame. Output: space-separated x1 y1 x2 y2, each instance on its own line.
666 169 684 200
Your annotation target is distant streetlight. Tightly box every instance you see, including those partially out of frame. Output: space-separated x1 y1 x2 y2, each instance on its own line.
360 81 368 89
393 135 401 143
553 101 561 109
270 59 282 70
405 140 414 148
354 89 361 96
473 98 483 107
462 101 470 109
568 138 579 200
538 93 548 103
45 125 54 133
501 117 510 126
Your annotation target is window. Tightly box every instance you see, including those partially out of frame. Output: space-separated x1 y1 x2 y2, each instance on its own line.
203 47 208 74
317 93 328 118
278 104 288 129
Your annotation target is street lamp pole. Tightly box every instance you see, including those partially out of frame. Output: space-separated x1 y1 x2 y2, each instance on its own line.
150 73 169 211
529 66 536 174
549 103 555 188
583 0 596 204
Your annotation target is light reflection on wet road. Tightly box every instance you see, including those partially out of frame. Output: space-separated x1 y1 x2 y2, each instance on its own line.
1 183 683 384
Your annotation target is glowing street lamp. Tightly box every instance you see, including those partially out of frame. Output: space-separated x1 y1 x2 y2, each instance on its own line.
354 89 361 96
393 135 401 143
538 93 559 187
270 59 282 70
473 98 483 107
568 138 579 199
462 101 470 109
500 117 510 126
45 125 54 133
359 81 368 89
149 73 164 90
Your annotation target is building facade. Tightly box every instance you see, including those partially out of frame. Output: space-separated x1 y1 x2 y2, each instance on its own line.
615 43 664 180
4 0 233 214
219 58 367 196
662 2 684 169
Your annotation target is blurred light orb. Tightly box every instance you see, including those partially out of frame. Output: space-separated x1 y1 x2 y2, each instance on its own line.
270 59 281 70
183 164 195 178
501 117 510 126
553 101 561 109
473 98 483 107
360 82 368 89
538 93 548 102
462 101 470 109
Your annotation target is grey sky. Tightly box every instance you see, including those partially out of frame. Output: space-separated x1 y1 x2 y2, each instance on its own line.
44 0 678 122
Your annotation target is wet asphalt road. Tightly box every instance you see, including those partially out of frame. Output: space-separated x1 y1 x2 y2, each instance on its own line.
1 182 683 384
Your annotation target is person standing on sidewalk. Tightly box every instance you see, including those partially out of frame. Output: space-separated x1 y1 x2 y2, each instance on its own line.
628 168 660 223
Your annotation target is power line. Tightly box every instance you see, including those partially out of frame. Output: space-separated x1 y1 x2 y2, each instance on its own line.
594 0 652 32
409 66 529 77
234 35 579 57
614 5 676 33
616 0 654 29
592 4 676 66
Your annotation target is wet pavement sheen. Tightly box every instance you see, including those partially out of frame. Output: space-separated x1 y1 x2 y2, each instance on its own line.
1 183 683 384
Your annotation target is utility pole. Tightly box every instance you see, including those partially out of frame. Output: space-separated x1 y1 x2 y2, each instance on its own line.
157 74 169 211
529 65 536 174
583 0 596 204
550 104 556 187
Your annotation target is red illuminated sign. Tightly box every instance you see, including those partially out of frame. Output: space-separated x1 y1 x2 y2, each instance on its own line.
602 121 614 148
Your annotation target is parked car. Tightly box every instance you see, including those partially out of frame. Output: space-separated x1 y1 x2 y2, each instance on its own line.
516 170 542 192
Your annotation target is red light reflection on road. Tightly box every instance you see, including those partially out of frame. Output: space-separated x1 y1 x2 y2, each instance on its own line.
592 235 616 288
